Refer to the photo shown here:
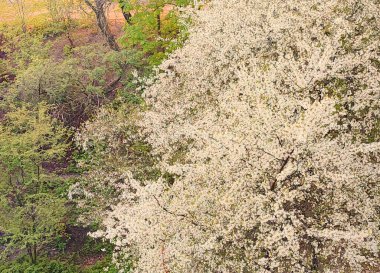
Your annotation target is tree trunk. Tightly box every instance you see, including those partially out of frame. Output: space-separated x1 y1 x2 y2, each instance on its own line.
32 243 37 264
95 8 120 51
156 13 161 36
27 244 33 263
122 10 132 24
27 243 37 264
15 0 27 33
66 32 75 48
84 0 120 51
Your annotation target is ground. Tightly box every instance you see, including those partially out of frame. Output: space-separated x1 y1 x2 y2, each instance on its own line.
0 0 124 28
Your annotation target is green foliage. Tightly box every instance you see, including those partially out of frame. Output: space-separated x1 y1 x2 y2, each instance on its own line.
0 103 68 171
0 104 69 263
1 34 127 126
82 250 134 273
0 0 196 270
0 254 127 273
120 0 191 67
83 259 119 273
0 194 67 261
0 259 78 273
54 234 69 253
0 31 50 75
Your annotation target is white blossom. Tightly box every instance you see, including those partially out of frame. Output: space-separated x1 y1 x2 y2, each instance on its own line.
92 0 380 272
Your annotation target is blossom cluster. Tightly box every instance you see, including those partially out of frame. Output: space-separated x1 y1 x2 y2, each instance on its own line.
88 0 380 272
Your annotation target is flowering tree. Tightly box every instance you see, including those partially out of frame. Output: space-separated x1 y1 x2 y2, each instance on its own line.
82 0 380 272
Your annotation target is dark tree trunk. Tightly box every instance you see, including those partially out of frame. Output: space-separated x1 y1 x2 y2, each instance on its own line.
32 243 37 264
122 11 132 24
84 0 120 51
28 205 38 264
157 13 161 36
27 244 33 263
66 32 75 48
26 243 37 263
95 6 120 51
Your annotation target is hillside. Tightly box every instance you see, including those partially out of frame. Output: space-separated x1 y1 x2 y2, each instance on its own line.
1 0 379 272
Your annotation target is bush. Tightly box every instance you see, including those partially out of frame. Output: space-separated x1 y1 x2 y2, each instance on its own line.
0 260 78 273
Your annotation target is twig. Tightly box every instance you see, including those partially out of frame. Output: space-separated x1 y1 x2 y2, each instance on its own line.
153 195 206 230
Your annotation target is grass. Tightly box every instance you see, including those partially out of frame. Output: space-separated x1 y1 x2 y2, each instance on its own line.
0 0 50 28
0 0 124 33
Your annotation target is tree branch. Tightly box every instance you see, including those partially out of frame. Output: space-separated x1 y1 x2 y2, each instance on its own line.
153 195 206 230
269 149 295 191
84 0 97 13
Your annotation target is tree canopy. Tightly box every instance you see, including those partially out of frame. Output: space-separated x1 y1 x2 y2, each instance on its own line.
89 0 380 272
0 104 68 263
1 0 379 272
